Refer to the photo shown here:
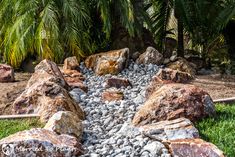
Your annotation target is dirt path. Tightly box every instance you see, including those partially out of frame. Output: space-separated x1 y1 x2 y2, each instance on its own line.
0 73 31 115
191 75 235 100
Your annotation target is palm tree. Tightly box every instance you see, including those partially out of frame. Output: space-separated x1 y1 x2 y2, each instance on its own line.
0 0 147 68
147 0 235 58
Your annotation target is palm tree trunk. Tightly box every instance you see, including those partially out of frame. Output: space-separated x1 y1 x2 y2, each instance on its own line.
177 16 184 57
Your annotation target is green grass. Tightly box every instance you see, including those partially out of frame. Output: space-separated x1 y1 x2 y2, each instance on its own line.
0 118 44 140
196 104 235 157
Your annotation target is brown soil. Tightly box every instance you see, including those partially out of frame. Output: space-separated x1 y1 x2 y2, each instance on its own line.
191 74 235 100
0 73 31 115
0 72 235 115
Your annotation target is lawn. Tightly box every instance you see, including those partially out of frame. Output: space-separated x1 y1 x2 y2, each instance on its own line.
196 104 235 157
0 118 44 140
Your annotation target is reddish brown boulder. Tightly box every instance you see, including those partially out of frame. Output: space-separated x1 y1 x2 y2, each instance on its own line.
27 59 68 89
13 77 85 123
106 78 131 88
62 69 87 92
140 118 199 141
102 88 124 102
133 84 215 126
0 128 84 156
136 47 163 65
0 64 15 82
145 68 193 98
167 57 196 76
153 68 193 84
63 56 80 71
63 69 84 79
85 48 129 75
168 139 224 157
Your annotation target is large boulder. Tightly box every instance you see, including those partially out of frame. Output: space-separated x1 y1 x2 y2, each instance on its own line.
63 56 80 71
44 111 83 140
0 128 84 156
27 59 68 89
0 64 15 82
136 47 163 65
145 68 193 98
151 68 193 84
85 48 129 75
13 77 85 122
133 84 215 126
167 57 196 76
140 118 199 141
168 139 224 157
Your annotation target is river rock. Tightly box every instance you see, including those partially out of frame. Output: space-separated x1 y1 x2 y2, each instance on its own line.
0 64 15 82
44 111 83 140
63 56 80 71
0 128 84 156
140 118 199 141
85 48 129 75
136 47 163 65
133 84 215 126
168 138 225 157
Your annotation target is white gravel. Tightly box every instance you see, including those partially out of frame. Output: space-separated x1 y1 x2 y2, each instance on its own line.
70 61 171 157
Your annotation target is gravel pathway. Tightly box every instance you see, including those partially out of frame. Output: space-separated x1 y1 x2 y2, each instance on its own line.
70 61 171 157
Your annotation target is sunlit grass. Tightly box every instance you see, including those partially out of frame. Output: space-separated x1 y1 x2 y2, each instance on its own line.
196 104 235 157
0 118 44 140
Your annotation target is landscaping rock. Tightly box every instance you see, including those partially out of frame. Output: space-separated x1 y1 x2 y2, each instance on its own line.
102 88 124 102
27 59 68 89
133 83 215 126
63 56 80 71
63 69 84 79
0 64 15 82
168 139 225 157
13 77 85 122
85 48 129 75
106 77 131 88
62 69 87 92
140 118 199 141
44 111 83 140
0 128 84 156
136 47 163 65
167 57 196 76
151 68 193 84
141 141 169 156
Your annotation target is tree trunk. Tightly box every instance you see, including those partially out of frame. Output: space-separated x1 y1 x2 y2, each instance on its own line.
174 0 184 57
177 16 184 57
223 20 235 74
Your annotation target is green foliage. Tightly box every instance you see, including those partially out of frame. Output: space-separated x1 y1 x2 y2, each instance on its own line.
0 118 44 139
196 104 235 157
0 0 235 68
0 0 148 68
176 0 235 46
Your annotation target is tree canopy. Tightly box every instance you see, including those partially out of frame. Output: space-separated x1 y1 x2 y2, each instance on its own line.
0 0 234 69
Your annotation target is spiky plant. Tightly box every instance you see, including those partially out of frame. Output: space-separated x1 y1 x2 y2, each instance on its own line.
0 0 94 67
0 0 147 68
